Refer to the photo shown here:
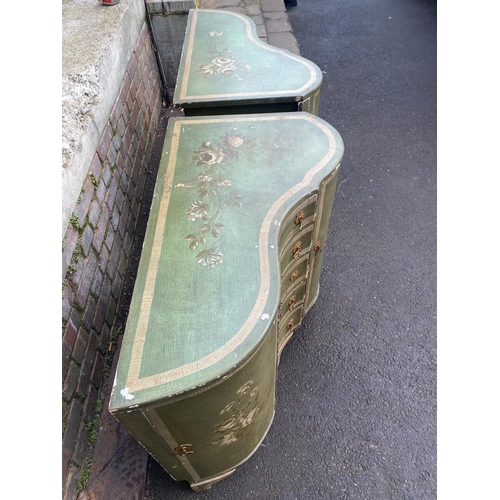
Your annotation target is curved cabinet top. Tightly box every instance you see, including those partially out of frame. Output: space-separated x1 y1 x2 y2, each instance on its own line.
110 112 343 411
173 9 323 110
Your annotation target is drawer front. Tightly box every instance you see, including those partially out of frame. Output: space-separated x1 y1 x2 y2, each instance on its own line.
279 280 307 321
278 305 304 353
280 225 314 275
280 255 309 297
279 195 318 250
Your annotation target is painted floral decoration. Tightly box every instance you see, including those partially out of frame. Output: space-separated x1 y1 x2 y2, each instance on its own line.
196 31 251 79
176 133 254 268
211 381 262 446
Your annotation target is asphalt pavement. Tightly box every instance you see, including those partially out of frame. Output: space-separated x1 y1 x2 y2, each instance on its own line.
144 0 437 498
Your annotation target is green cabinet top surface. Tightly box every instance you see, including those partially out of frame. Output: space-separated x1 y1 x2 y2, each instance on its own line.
173 9 323 109
110 112 343 411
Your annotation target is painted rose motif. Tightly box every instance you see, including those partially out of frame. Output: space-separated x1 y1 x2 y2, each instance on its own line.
196 32 250 79
176 133 254 268
211 381 262 446
195 142 226 166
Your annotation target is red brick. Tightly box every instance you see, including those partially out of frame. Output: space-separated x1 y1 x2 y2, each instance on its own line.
126 85 136 113
98 244 110 273
105 295 117 326
62 400 83 473
93 204 109 252
90 153 102 181
136 81 145 107
62 340 72 380
111 271 123 300
107 138 118 167
93 300 105 331
75 252 98 309
117 114 127 138
97 123 113 162
130 158 141 192
74 176 95 226
95 175 107 205
81 225 94 258
101 160 112 188
115 187 125 214
98 275 111 311
132 70 141 93
118 251 129 281
63 361 80 401
110 97 123 129
107 232 123 278
90 352 104 388
64 316 78 352
83 384 98 423
62 226 79 280
100 324 111 352
130 100 140 132
91 267 104 298
123 232 133 258
116 150 126 173
83 295 97 330
128 53 138 82
120 168 131 198
104 220 115 253
122 124 133 157
62 283 75 322
131 198 140 223
105 170 120 210
71 257 85 287
112 131 122 152
88 200 101 228
73 327 88 365
110 205 120 233
76 332 98 398
127 211 137 236
118 198 130 237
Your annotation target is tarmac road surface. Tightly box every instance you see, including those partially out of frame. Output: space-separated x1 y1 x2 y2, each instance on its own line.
144 0 437 498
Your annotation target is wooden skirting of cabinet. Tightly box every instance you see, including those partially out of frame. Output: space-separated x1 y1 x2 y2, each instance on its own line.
109 112 344 490
173 9 323 116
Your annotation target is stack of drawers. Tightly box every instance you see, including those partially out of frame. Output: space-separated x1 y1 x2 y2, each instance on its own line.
277 195 318 354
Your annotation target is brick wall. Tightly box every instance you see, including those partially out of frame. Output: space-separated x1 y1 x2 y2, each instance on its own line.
62 22 163 500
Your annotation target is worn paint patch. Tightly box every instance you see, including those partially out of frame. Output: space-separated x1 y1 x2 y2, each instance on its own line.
120 387 135 400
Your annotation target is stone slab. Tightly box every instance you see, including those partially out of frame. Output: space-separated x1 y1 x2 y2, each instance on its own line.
268 31 300 55
265 18 292 33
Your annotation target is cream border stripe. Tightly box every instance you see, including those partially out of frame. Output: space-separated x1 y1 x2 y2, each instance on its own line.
126 115 337 392
179 9 319 101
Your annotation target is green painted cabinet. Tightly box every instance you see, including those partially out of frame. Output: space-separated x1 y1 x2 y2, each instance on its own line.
109 112 344 490
173 9 323 116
